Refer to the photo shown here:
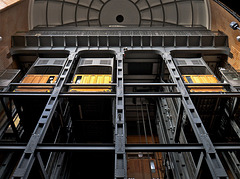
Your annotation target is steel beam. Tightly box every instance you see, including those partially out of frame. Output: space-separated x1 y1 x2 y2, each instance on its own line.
59 93 116 97
124 92 181 97
12 53 76 179
64 83 117 86
10 83 56 86
157 96 190 178
174 102 184 143
222 152 240 178
190 93 240 97
0 92 51 97
124 83 177 86
184 83 230 86
0 98 19 141
195 152 204 178
114 52 127 179
0 153 15 179
162 52 228 178
37 153 49 179
0 143 239 151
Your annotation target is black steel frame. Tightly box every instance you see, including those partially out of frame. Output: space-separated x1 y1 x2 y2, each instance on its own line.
1 28 239 178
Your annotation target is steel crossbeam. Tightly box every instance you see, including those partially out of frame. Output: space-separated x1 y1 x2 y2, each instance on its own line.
0 143 239 151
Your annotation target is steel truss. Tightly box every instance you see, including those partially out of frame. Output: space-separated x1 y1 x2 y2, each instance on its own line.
162 52 228 178
0 29 240 178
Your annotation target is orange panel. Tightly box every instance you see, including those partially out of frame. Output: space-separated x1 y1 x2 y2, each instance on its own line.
182 75 226 92
15 74 58 92
69 74 112 92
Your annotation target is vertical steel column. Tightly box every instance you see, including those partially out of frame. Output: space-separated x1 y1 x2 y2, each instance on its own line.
162 52 228 178
174 103 184 143
157 98 191 178
12 53 76 179
114 52 127 179
0 153 14 179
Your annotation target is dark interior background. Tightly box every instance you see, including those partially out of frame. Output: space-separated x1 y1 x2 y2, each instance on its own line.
219 0 240 15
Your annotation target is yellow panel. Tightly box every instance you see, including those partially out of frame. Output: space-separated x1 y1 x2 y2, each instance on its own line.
69 74 112 92
97 76 104 84
182 75 226 92
15 74 58 92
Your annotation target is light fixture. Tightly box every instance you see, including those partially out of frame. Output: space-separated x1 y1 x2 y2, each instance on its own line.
230 21 240 30
237 36 240 42
138 152 143 158
230 22 240 42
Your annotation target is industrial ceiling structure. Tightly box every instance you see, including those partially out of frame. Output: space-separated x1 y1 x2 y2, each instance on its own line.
0 0 240 178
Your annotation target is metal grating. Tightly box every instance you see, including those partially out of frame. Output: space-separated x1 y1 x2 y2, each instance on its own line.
176 60 187 66
1 72 15 80
83 60 93 65
37 60 49 65
100 59 111 65
79 58 113 67
34 58 67 67
0 69 20 87
174 58 206 66
191 60 203 65
53 60 65 65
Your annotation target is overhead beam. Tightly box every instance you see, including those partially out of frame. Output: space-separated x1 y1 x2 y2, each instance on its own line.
0 143 240 151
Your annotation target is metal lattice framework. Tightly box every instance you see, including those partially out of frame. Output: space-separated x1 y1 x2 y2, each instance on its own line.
0 27 239 178
2 1 240 178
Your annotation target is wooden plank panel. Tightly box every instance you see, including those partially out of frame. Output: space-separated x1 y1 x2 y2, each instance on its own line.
15 74 58 92
182 75 226 92
210 1 240 71
69 74 112 92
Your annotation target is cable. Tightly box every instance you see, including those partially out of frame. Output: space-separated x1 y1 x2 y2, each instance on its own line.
146 103 162 179
136 99 145 178
146 103 155 143
136 99 142 144
140 98 153 179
